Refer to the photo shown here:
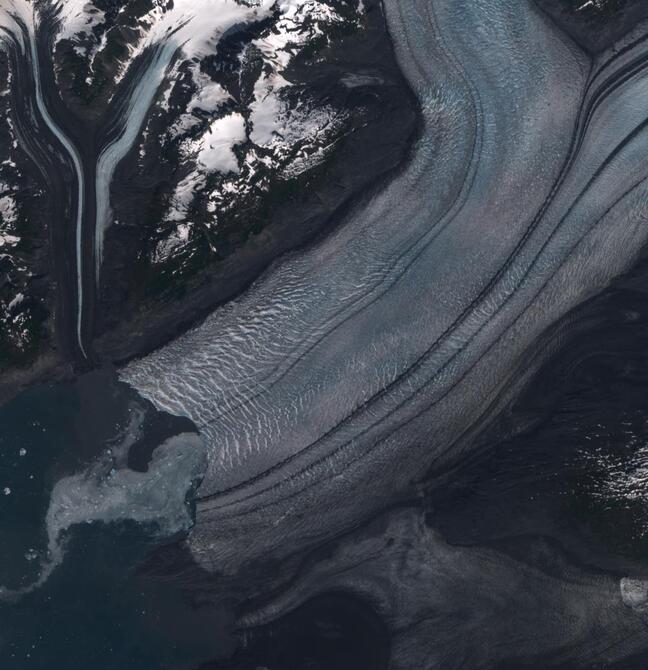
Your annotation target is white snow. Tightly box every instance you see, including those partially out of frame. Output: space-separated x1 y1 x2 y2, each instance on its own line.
0 193 17 224
140 0 275 61
161 113 246 231
254 0 342 68
169 69 232 139
197 113 247 174
577 0 608 10
93 0 277 277
247 0 355 148
29 0 365 278
7 292 24 311
165 172 206 224
0 233 20 247
52 0 106 52
187 71 231 115
621 578 648 614
153 221 196 264
156 0 359 228
249 73 290 146
0 0 34 52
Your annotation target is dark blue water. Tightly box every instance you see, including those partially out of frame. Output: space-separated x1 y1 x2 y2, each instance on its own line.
0 371 233 670
0 370 391 670
5 260 648 669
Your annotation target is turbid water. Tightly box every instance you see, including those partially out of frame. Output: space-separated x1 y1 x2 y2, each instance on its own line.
4 260 648 669
0 372 229 670
4 1 648 668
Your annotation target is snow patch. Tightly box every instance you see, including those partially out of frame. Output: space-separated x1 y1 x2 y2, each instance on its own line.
0 189 20 248
140 0 275 61
52 0 106 55
153 222 196 264
197 113 247 174
249 73 290 146
621 578 648 615
188 70 232 115
0 193 17 225
164 172 206 224
0 0 34 52
7 292 24 311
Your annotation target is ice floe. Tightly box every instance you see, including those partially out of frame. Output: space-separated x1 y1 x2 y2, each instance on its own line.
0 431 206 601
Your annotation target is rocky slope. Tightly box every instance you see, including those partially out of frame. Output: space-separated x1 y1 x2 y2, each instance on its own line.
0 0 418 398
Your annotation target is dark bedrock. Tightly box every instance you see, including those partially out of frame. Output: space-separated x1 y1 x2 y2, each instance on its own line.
0 51 54 372
6 273 648 670
186 257 648 670
92 0 418 365
535 0 648 53
431 252 648 573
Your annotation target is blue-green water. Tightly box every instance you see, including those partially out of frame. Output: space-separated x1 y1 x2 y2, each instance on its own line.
0 371 232 670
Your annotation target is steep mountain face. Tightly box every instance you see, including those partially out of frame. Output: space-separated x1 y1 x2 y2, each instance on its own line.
0 52 57 371
0 0 417 393
5 4 648 668
535 0 648 52
121 0 648 583
92 0 417 361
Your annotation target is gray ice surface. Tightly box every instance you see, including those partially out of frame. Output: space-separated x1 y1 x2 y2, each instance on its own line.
115 0 648 571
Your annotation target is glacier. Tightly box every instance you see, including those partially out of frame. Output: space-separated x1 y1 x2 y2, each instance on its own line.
121 0 648 578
